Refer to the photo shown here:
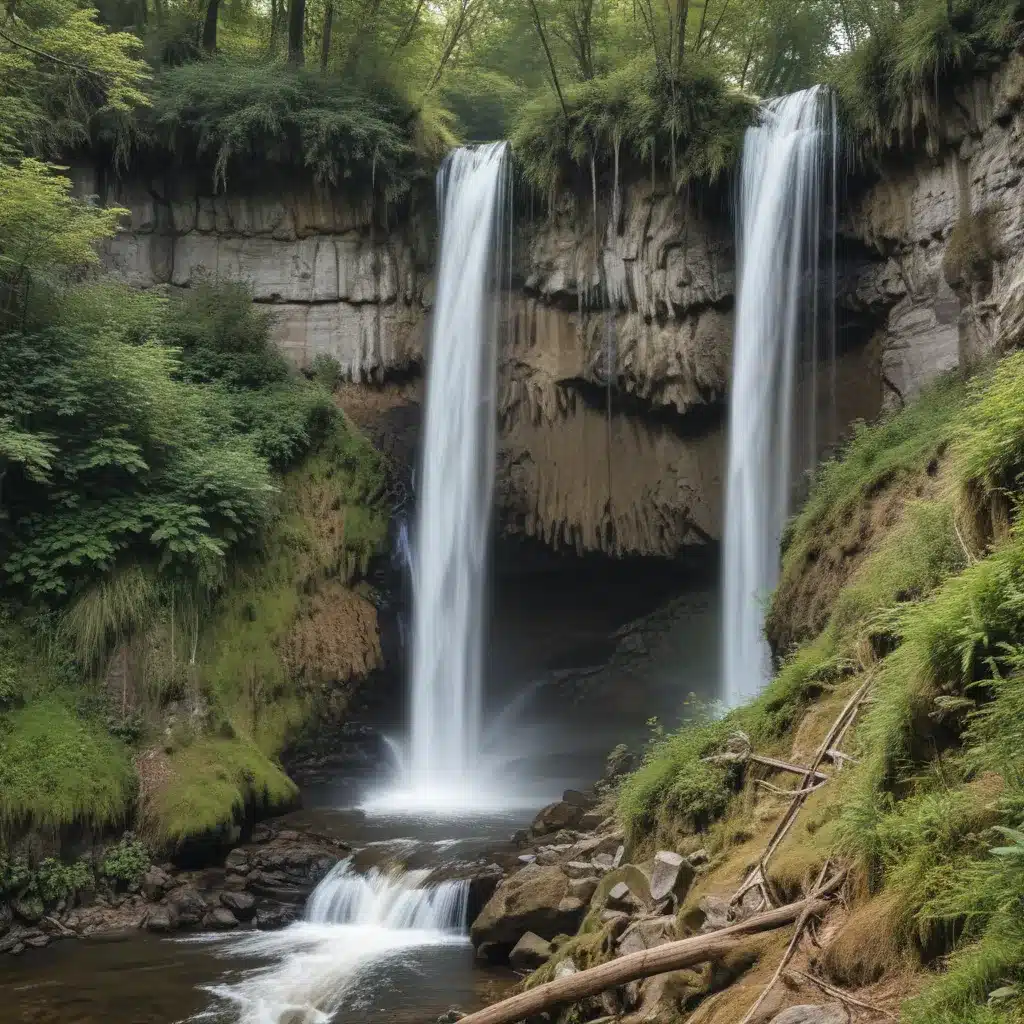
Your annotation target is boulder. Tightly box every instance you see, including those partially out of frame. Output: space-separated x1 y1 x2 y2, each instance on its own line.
167 887 207 927
144 906 178 933
509 931 552 971
565 861 596 879
617 915 677 957
141 867 174 901
599 910 631 938
22 932 49 949
698 894 733 933
648 851 695 904
578 810 607 831
256 905 299 930
470 865 583 952
11 896 43 924
0 902 12 937
568 877 599 903
530 801 584 835
224 848 250 874
562 789 597 809
599 865 653 913
203 907 239 930
219 891 257 920
769 1006 849 1024
554 958 578 979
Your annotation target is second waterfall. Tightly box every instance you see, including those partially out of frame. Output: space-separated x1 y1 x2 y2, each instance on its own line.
381 142 511 810
722 87 837 708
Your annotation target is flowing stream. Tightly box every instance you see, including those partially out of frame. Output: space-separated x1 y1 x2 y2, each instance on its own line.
185 863 470 1024
722 87 836 707
371 142 512 812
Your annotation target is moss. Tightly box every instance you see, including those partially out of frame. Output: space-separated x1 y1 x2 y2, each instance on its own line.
143 736 297 844
0 698 135 830
943 209 997 291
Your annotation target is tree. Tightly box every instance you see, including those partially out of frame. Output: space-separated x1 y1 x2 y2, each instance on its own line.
320 0 334 69
287 0 305 64
202 0 220 52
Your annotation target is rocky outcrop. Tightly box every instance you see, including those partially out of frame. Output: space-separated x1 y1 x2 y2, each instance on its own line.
71 167 431 381
847 53 1024 405
498 184 731 556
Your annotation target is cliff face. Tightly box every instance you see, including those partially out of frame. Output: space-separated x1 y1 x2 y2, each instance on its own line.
497 183 733 556
847 54 1024 405
71 167 432 382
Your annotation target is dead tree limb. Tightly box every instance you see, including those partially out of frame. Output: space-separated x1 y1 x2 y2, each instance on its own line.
456 884 843 1024
737 861 834 1024
786 969 898 1019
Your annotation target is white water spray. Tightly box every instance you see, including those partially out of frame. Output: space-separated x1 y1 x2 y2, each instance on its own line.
186 862 469 1024
367 142 510 812
722 87 836 707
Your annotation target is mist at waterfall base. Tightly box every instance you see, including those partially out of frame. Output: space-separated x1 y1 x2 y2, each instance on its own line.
182 862 474 1024
722 86 837 708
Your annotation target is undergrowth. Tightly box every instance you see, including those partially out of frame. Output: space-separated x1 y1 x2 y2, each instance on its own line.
615 348 1024 1021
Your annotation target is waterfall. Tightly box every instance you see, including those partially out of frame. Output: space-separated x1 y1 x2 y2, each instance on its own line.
722 87 836 707
187 862 470 1023
386 142 511 809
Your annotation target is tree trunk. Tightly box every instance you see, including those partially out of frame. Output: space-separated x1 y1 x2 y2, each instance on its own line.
202 0 219 53
456 896 833 1024
320 0 333 70
287 0 305 65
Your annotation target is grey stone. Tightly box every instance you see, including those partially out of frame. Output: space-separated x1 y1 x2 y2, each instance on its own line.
203 907 239 930
144 906 177 933
554 958 578 979
141 867 173 901
0 902 11 937
648 851 695 904
508 931 551 971
768 1005 849 1024
565 861 596 879
220 891 257 920
578 810 607 830
224 848 250 873
22 932 50 949
617 915 677 957
256 905 299 930
562 789 596 809
168 888 207 927
567 877 599 903
592 853 615 872
699 895 733 933
470 865 582 951
531 801 584 835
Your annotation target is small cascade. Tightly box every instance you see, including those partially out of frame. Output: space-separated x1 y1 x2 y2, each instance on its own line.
722 87 837 707
306 862 468 932
370 141 512 812
187 862 470 1024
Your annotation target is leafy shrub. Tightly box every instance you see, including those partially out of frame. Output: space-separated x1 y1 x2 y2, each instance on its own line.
35 857 95 903
147 57 454 196
511 53 756 196
0 856 31 897
100 833 150 887
309 353 343 393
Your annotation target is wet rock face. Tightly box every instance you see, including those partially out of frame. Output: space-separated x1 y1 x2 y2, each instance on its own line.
846 54 1024 407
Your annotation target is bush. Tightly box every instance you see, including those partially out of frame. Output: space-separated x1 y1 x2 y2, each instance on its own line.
146 57 455 196
511 53 756 197
100 833 150 887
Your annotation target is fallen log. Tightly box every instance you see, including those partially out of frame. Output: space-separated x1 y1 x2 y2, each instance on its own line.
454 895 832 1024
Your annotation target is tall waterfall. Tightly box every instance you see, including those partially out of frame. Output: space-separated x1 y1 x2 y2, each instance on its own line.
401 142 510 808
189 862 470 1023
722 87 836 707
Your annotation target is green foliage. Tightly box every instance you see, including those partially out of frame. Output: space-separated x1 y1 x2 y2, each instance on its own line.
781 373 965 579
511 53 756 195
956 351 1024 499
100 832 150 886
0 698 135 828
147 57 454 195
830 0 1024 158
35 857 95 902
146 736 297 842
617 708 736 846
309 353 343 393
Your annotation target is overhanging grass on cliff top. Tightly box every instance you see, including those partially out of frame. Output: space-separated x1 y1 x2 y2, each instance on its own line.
829 0 1024 159
143 56 456 195
144 736 297 843
510 53 756 196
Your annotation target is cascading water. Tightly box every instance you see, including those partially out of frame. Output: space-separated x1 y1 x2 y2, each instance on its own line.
370 141 511 811
187 861 469 1023
722 87 836 707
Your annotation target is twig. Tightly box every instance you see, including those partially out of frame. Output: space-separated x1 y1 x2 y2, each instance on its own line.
737 861 835 1024
786 969 898 1019
825 749 858 766
703 751 830 782
755 778 830 797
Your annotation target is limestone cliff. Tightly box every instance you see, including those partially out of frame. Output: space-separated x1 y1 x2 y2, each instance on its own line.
846 53 1024 405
